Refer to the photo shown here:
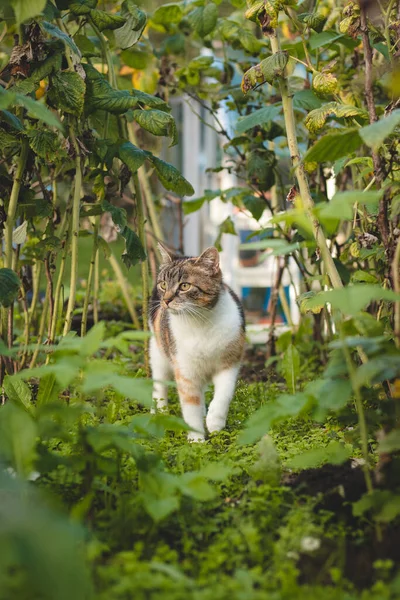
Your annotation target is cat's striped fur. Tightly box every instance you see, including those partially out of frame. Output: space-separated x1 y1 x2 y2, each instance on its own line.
149 245 245 441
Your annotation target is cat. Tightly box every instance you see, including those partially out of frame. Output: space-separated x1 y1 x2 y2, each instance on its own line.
149 244 245 441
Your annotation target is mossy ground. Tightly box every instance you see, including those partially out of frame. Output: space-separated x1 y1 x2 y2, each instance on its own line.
80 354 400 600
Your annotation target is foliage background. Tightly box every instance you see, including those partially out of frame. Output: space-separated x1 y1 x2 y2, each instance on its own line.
1 0 400 598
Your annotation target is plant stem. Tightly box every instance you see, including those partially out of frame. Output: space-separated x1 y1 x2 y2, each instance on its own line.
30 292 49 369
93 251 99 324
5 140 28 269
342 343 374 490
63 126 82 337
90 18 117 87
19 286 30 369
49 231 69 346
45 253 54 340
127 122 163 254
133 173 150 375
108 253 140 329
269 32 343 290
393 236 400 349
383 0 396 61
29 261 42 322
359 3 390 255
81 218 99 336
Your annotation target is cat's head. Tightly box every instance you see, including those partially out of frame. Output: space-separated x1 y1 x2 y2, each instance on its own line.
156 244 222 313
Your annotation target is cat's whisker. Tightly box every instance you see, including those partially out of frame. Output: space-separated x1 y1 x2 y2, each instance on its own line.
183 304 213 325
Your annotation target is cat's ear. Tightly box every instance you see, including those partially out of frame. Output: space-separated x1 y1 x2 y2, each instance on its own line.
158 242 174 264
196 247 220 274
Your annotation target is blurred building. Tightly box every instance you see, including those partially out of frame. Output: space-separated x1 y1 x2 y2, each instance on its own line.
161 95 301 342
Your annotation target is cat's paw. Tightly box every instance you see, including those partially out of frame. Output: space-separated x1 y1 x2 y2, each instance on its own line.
187 430 205 443
206 414 225 433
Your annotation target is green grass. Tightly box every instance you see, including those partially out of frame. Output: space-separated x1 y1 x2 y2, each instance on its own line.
2 328 399 600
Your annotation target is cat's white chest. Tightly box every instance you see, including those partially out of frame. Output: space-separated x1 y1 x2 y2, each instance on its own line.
169 290 241 382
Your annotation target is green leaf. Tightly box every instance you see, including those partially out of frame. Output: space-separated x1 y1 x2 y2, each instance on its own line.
97 236 111 259
40 21 81 57
359 109 400 151
79 322 105 357
241 51 288 94
214 216 236 250
83 370 153 406
199 462 233 481
281 344 300 394
240 238 300 256
307 378 353 420
28 129 60 162
131 88 170 111
353 490 400 523
178 472 216 501
29 52 63 84
149 155 194 196
84 63 138 114
11 0 46 23
145 496 180 522
351 270 378 284
246 148 275 190
74 34 100 57
309 31 345 50
293 89 322 111
152 3 182 24
1 110 24 132
188 3 218 37
48 71 86 116
297 290 324 315
0 126 20 155
250 435 281 485
305 103 367 134
0 403 37 477
235 104 282 134
182 197 207 215
0 268 21 307
90 8 126 31
286 441 351 470
239 29 264 54
133 109 177 146
0 88 15 110
303 129 362 163
378 429 400 454
16 94 63 131
121 48 152 69
102 199 146 266
114 0 147 49
102 199 127 229
12 220 28 245
70 0 97 15
120 226 146 268
238 392 311 445
354 356 400 387
3 375 32 412
36 374 61 407
306 284 400 316
242 195 266 221
317 190 382 221
118 141 147 173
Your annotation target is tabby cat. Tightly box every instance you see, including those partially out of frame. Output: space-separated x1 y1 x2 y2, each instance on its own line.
149 244 245 441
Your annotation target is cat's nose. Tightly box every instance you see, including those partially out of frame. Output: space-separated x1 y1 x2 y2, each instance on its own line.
163 294 174 307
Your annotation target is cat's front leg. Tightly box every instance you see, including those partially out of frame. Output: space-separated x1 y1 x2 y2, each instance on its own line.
206 365 240 433
175 368 205 442
150 337 171 413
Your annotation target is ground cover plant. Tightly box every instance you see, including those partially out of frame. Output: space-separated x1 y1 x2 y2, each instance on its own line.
1 0 400 598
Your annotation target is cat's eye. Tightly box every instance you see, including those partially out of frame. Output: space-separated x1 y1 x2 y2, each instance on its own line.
180 282 191 291
159 281 167 291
